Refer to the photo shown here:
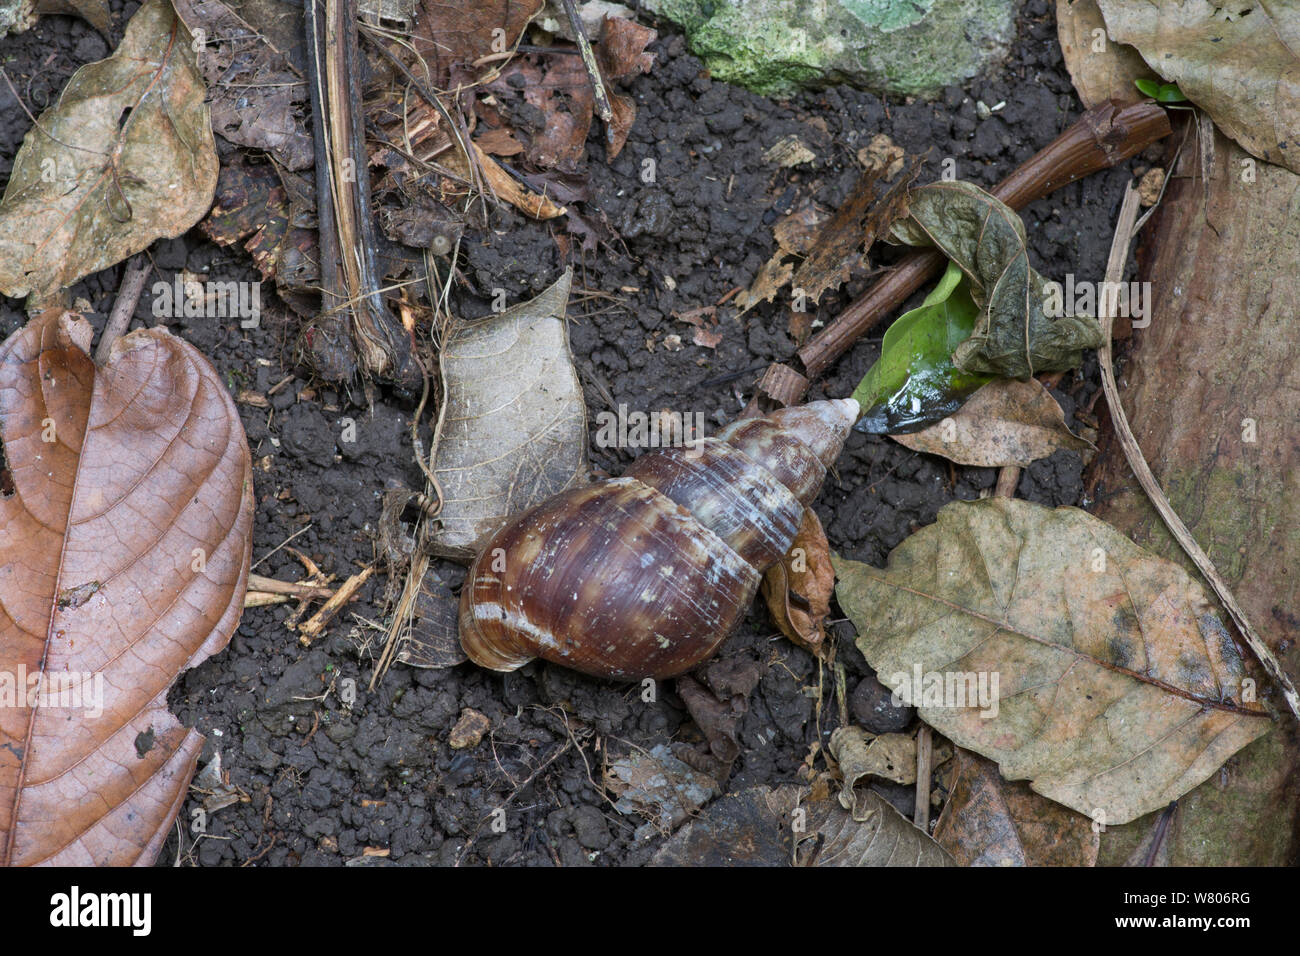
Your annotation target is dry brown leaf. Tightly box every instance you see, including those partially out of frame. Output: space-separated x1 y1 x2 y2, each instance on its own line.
0 0 218 300
1096 0 1300 173
457 143 567 220
412 0 543 85
1056 0 1155 109
172 0 312 170
428 270 587 559
891 378 1095 467
829 727 918 811
772 199 831 256
0 310 253 866
595 14 657 159
791 156 920 305
835 497 1271 825
760 508 833 654
934 748 1100 866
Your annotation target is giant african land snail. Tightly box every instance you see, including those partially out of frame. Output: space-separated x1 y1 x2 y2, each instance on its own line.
456 399 858 680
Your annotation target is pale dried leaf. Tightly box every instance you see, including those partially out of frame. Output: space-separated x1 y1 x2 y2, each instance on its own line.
0 0 218 299
1056 0 1155 109
891 378 1095 467
428 270 588 559
834 497 1271 825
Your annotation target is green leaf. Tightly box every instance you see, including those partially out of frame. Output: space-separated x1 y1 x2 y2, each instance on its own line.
890 181 1105 379
1134 77 1186 103
851 262 991 434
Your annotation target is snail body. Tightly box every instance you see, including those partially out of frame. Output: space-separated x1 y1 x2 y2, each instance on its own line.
458 399 858 680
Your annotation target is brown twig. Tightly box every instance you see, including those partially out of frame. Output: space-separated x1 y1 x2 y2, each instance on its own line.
559 0 613 123
1097 183 1300 719
299 565 375 645
744 101 1172 415
94 253 151 362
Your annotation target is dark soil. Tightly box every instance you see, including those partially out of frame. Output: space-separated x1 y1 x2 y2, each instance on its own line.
0 0 1157 865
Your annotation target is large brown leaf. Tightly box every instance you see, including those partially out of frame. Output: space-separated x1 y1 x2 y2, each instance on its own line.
834 497 1271 825
0 0 218 300
0 311 253 866
1096 0 1300 174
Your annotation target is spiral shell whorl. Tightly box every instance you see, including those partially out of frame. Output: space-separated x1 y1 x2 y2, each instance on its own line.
458 398 859 679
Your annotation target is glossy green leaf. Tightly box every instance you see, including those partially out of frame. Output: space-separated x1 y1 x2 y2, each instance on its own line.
1134 77 1186 103
851 262 991 434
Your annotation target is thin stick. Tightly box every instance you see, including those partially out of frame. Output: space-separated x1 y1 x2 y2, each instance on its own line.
95 253 151 362
913 725 932 830
559 0 613 123
1099 183 1300 719
299 565 375 645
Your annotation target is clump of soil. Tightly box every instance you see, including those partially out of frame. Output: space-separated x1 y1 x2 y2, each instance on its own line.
0 0 1151 865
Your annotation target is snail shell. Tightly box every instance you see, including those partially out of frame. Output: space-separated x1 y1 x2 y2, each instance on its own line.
458 399 858 680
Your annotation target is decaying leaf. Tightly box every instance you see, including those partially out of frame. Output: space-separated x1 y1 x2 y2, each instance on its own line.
736 156 918 315
1056 0 1155 109
35 0 111 32
892 378 1095 467
891 181 1105 379
428 270 588 559
412 0 544 85
172 0 313 170
934 748 1100 866
1096 0 1300 174
444 143 567 220
834 497 1271 825
772 199 831 256
605 744 720 840
0 310 254 865
595 14 657 159
650 785 955 866
852 262 990 434
676 654 765 779
761 508 833 654
791 156 919 306
394 568 467 669
0 0 218 300
830 726 918 810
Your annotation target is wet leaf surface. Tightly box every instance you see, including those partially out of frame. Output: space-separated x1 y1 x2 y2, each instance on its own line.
0 0 217 300
835 497 1271 824
0 310 253 865
851 261 990 434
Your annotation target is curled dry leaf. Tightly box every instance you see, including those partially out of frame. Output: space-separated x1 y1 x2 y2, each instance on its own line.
1055 0 1155 109
891 378 1095 467
760 508 833 655
829 726 918 812
427 270 588 559
1096 0 1300 174
891 181 1105 379
834 497 1271 825
933 748 1100 866
0 0 218 300
0 310 253 865
595 14 657 159
650 785 954 866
